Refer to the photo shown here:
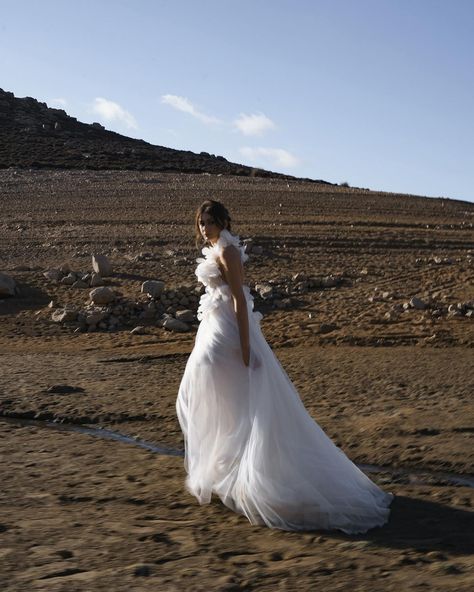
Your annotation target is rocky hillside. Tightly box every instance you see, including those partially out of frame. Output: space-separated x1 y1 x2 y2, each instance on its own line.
0 88 331 183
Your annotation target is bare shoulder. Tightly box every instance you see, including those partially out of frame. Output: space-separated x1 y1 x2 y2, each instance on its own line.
220 244 240 265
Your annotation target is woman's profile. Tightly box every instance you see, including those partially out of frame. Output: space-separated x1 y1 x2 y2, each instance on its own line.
176 199 394 533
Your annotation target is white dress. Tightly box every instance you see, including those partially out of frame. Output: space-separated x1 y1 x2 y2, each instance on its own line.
176 228 394 533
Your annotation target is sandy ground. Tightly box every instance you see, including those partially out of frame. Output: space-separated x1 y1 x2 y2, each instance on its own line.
0 170 473 591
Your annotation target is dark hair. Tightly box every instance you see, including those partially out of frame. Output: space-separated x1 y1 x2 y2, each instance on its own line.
194 200 232 248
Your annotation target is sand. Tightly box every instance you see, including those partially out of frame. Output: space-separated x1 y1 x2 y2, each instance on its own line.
0 170 473 591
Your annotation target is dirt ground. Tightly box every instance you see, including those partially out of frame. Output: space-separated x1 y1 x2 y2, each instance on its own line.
0 170 473 591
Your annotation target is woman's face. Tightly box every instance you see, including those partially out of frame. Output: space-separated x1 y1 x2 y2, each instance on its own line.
199 211 224 244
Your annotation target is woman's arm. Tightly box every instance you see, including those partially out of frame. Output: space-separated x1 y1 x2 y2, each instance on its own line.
220 245 250 366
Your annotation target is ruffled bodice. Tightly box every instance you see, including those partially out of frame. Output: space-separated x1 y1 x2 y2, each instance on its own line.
195 228 258 322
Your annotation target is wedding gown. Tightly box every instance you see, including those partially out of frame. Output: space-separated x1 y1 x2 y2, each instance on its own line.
176 228 394 533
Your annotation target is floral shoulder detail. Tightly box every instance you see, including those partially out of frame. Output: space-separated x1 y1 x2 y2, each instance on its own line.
194 229 249 288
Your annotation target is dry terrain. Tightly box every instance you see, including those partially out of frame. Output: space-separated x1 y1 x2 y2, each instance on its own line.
0 170 473 591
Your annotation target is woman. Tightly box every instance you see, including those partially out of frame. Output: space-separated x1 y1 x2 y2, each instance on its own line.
176 199 394 533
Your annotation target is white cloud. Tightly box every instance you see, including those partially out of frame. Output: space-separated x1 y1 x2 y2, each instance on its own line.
234 112 276 136
92 97 138 129
50 97 68 108
161 94 221 125
239 147 300 169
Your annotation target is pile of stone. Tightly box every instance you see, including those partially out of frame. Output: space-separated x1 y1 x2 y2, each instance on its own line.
415 256 456 265
43 254 113 289
382 295 474 321
50 281 202 334
48 270 347 333
251 272 346 310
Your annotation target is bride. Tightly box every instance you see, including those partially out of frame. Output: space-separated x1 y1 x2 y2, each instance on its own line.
176 199 394 533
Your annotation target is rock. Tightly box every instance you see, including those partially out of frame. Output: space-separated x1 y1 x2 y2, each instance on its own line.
243 238 254 253
141 280 165 298
410 296 427 310
61 273 76 285
0 273 17 297
85 311 107 325
163 318 190 332
140 307 155 320
130 326 146 335
175 309 195 323
43 269 62 282
92 253 113 276
255 283 274 299
90 287 115 305
321 276 338 288
51 309 78 323
72 280 89 289
90 272 104 287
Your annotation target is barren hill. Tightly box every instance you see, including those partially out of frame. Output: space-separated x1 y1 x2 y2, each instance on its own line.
0 88 332 183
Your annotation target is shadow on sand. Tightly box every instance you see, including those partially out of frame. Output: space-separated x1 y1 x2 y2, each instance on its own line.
0 281 51 316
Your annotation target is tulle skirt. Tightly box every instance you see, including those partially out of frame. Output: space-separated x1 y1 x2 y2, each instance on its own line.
176 286 394 533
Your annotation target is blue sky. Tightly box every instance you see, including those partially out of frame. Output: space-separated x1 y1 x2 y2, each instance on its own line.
1 0 473 202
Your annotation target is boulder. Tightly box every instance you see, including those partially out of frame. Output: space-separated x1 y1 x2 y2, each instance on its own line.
163 318 190 332
92 254 113 277
175 309 195 323
90 287 115 305
141 280 165 298
0 273 17 297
